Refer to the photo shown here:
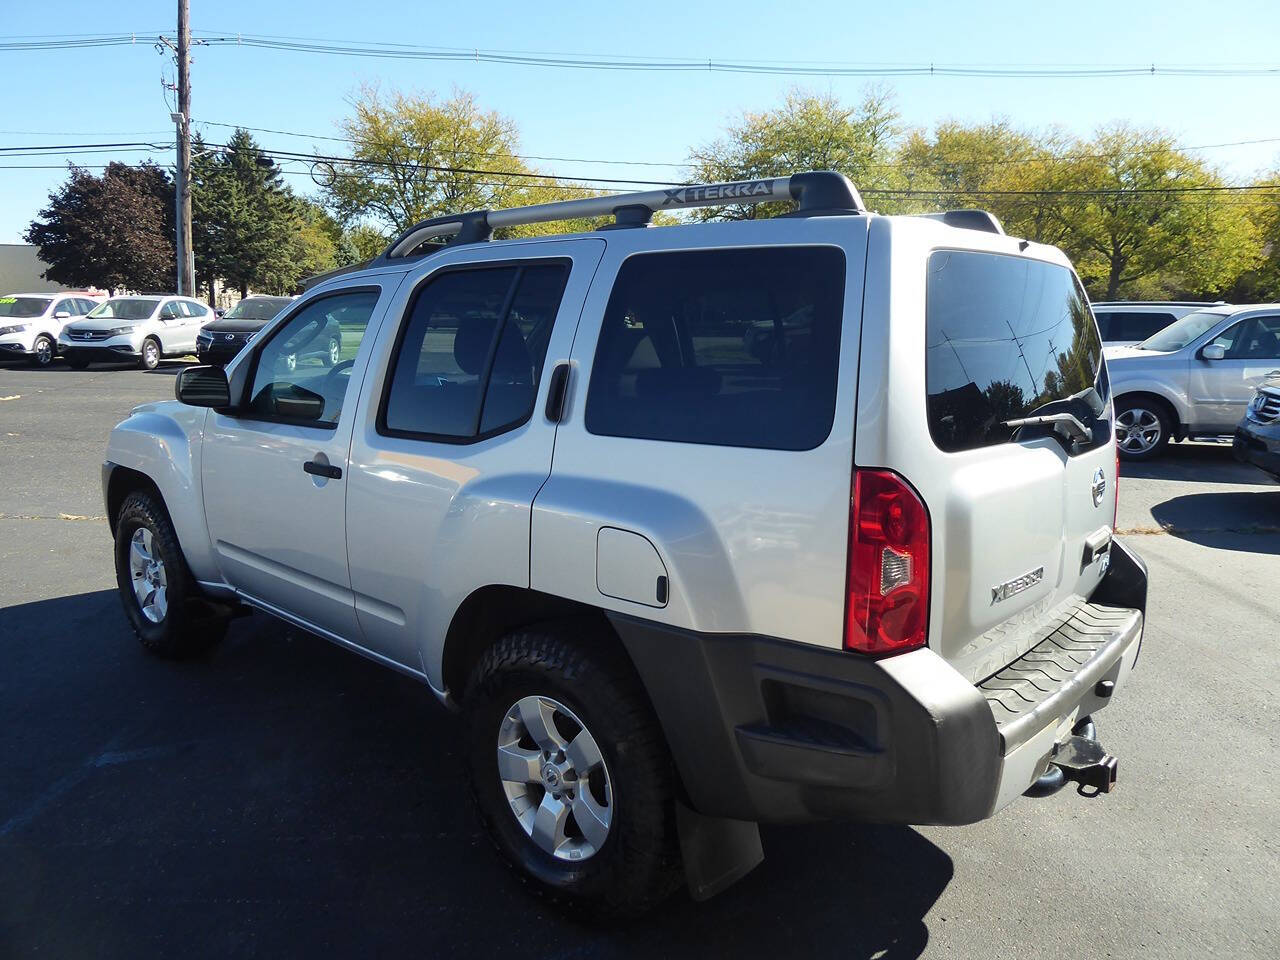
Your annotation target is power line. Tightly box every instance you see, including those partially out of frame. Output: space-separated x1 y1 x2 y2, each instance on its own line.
4 31 1280 80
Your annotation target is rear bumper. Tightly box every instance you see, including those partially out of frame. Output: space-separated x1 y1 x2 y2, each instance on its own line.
612 539 1148 827
1233 424 1280 480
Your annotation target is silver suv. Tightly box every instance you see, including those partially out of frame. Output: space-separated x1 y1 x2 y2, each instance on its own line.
102 172 1147 915
1108 305 1280 460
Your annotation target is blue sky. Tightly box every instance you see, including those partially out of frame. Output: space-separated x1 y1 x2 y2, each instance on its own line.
3 0 1279 242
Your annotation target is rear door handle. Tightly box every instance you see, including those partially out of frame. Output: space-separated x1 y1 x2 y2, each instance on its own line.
303 460 342 480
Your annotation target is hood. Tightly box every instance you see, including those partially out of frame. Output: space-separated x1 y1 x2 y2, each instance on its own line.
201 318 268 334
66 315 152 333
1103 344 1168 362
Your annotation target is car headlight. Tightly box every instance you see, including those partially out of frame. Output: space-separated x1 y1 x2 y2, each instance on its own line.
110 325 138 336
0 323 30 335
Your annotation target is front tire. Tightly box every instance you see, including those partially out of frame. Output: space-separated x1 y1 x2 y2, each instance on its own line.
139 337 161 370
464 626 681 917
113 490 227 658
29 334 54 367
1116 398 1171 461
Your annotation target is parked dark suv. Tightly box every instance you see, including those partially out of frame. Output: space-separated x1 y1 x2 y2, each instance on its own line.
196 296 293 365
1233 377 1280 480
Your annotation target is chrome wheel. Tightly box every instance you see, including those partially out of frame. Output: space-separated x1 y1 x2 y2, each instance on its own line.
33 336 53 365
497 695 613 862
1116 407 1161 454
142 339 159 369
128 527 168 623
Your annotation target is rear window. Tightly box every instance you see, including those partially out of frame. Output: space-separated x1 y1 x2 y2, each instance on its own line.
925 250 1108 454
585 247 846 451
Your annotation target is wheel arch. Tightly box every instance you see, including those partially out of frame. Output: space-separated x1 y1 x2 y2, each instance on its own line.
440 585 633 703
105 464 164 537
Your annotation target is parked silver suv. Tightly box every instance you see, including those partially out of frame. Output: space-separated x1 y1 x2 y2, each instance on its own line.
1108 304 1280 460
102 172 1147 915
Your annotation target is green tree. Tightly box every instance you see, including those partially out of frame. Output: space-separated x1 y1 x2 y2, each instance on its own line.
25 162 175 293
1224 171 1280 302
687 88 906 218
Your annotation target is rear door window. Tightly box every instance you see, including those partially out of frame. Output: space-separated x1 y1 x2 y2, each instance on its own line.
925 250 1108 454
584 246 846 451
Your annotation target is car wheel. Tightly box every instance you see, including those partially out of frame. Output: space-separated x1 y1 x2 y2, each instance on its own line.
68 355 90 370
323 336 341 368
140 337 161 370
29 334 55 367
113 490 227 658
1115 399 1172 461
464 626 681 918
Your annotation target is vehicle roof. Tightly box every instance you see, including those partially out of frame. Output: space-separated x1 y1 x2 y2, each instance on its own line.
1092 300 1224 307
305 210 1073 297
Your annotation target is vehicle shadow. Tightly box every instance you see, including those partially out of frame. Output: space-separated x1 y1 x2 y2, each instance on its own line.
0 590 950 959
1123 441 1276 486
1149 490 1280 554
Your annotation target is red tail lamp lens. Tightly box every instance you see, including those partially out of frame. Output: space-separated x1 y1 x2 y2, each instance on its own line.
844 469 930 655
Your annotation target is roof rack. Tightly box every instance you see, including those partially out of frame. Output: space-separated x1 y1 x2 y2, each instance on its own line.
918 210 1005 235
379 170 865 261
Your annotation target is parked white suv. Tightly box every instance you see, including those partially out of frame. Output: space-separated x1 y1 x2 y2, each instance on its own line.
0 291 103 365
102 173 1147 915
59 294 212 369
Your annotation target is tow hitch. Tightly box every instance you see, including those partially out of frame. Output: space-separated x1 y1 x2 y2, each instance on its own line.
1025 716 1119 798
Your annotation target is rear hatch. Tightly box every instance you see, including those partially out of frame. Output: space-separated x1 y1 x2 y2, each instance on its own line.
858 227 1117 685
921 249 1115 682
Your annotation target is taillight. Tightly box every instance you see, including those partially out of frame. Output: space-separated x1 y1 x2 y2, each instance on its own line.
844 469 930 655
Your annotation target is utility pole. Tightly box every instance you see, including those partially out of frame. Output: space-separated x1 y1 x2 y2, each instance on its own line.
172 0 194 296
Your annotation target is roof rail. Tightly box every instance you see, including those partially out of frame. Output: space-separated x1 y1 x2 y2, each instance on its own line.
380 170 865 260
919 209 1005 235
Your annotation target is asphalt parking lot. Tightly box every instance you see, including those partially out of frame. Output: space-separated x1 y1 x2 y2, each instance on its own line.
1 358 1277 959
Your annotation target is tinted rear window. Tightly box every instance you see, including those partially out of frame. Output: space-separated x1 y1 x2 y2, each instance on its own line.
1095 310 1174 342
925 250 1107 453
585 247 846 451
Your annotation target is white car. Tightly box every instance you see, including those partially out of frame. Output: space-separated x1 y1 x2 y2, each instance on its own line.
103 172 1147 914
58 295 213 370
0 291 104 366
1090 301 1223 348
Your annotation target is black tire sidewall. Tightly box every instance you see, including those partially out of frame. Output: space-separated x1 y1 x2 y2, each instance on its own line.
464 632 679 914
31 335 53 366
141 338 160 370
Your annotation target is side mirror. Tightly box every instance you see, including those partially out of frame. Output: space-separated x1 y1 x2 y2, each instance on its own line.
175 365 232 408
54 309 71 320
1201 343 1226 361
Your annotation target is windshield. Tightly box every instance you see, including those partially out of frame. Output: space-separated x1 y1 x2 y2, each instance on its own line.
0 296 51 318
225 297 290 321
86 298 160 321
1138 310 1231 352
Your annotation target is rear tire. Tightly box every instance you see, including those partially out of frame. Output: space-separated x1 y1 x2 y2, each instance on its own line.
113 490 227 658
29 334 54 367
1115 398 1171 461
463 626 682 918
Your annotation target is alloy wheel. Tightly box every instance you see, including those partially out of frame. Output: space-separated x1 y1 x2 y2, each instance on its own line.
128 527 168 623
1116 407 1161 454
34 337 53 365
496 695 613 862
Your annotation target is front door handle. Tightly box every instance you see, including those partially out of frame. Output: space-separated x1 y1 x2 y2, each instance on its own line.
303 460 342 480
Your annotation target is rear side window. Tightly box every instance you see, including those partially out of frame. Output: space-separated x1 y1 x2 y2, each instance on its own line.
381 262 569 441
585 247 846 451
925 250 1108 454
1095 311 1173 342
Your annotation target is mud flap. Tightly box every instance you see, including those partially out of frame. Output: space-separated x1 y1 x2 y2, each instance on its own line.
676 802 764 901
